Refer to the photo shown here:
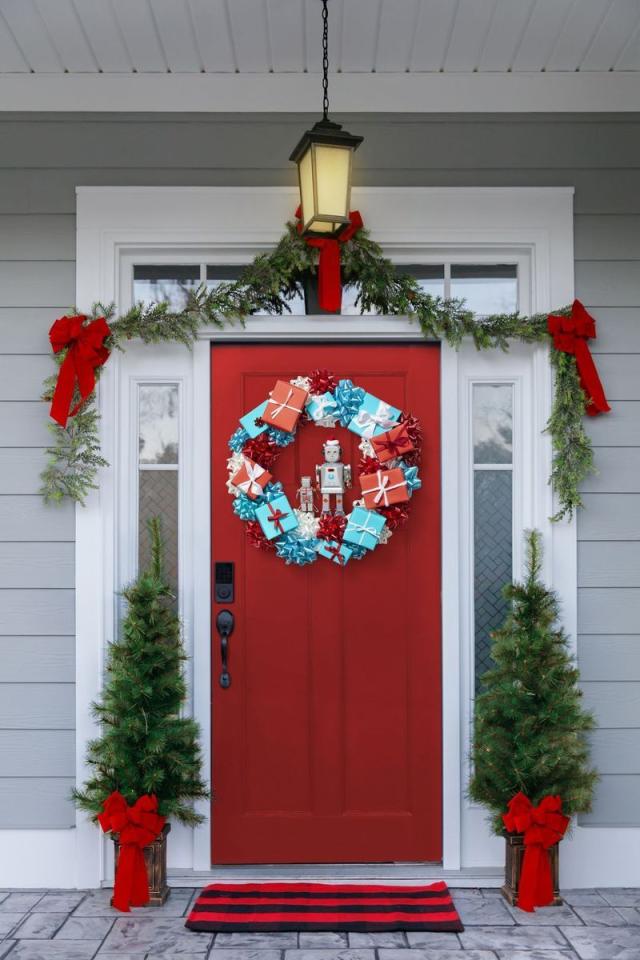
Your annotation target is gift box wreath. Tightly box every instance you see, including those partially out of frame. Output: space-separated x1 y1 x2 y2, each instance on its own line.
227 369 423 567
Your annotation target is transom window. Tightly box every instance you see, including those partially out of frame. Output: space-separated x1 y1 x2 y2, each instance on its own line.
133 263 518 317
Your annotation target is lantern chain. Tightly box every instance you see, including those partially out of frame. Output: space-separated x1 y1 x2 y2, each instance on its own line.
322 0 329 121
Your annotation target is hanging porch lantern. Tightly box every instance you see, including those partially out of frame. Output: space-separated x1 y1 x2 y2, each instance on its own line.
290 0 363 237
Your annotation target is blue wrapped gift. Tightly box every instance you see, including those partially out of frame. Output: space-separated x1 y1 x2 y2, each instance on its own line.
306 391 338 423
348 392 401 439
239 400 268 439
316 539 352 566
343 506 387 551
254 493 298 541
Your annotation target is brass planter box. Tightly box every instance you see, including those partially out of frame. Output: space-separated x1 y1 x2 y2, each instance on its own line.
501 832 562 907
112 822 171 907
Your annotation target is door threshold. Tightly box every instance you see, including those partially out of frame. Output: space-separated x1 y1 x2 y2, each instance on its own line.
166 864 504 888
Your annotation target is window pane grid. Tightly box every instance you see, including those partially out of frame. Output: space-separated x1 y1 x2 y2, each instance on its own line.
136 382 180 599
472 382 514 691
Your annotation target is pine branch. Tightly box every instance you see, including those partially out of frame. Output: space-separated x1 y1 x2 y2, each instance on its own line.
148 516 164 581
547 349 594 522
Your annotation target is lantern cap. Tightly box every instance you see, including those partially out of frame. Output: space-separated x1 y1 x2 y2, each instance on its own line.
289 119 363 163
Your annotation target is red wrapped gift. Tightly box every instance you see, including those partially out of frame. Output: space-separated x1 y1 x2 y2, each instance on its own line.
370 422 415 463
360 467 409 509
262 380 308 433
232 455 272 500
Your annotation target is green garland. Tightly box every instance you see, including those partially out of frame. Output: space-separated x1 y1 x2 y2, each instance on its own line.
40 220 592 521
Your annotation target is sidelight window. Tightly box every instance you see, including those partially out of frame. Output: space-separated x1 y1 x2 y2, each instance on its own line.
472 382 514 690
137 383 180 597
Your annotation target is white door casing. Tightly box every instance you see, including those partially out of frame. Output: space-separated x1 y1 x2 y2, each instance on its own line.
9 185 633 890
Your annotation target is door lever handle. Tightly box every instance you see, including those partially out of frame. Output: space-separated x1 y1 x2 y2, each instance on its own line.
216 609 234 688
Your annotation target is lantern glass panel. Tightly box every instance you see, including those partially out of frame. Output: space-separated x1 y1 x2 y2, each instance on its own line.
314 143 351 223
299 147 316 232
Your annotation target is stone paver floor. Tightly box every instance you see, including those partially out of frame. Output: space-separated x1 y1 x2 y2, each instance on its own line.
0 887 639 960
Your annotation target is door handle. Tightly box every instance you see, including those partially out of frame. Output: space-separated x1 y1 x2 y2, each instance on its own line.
216 609 234 688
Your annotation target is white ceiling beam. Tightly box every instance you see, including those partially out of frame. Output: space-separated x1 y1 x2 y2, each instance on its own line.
0 70 639 113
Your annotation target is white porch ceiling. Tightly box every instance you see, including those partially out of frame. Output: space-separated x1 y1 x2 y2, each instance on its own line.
1 0 640 112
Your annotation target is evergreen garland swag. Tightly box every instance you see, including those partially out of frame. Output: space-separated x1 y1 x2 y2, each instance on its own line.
42 217 592 520
468 530 598 834
73 517 209 825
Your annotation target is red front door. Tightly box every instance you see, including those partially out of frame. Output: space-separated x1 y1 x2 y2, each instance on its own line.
211 343 441 864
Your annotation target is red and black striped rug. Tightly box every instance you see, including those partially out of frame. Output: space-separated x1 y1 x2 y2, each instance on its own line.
185 881 463 932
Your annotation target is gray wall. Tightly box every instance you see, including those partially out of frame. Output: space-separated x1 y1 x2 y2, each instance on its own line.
0 113 638 830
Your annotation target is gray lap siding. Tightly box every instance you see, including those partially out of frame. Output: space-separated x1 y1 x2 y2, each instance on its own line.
0 112 637 828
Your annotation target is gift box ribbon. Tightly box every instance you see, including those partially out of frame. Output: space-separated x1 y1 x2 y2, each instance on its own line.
266 501 289 534
547 300 610 417
326 542 347 565
369 470 407 507
49 314 111 428
309 394 338 419
97 791 165 913
347 518 383 545
296 206 364 312
353 401 397 438
502 792 569 913
374 432 410 458
236 459 266 497
267 387 303 422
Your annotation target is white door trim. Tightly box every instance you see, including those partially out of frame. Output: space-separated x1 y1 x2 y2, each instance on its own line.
66 185 584 887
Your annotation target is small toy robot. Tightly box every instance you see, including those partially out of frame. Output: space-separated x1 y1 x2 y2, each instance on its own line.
296 476 316 514
316 437 351 515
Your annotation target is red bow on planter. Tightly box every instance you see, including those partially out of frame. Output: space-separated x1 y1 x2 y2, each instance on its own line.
98 791 165 913
296 206 364 312
49 314 111 428
502 792 570 913
547 301 610 417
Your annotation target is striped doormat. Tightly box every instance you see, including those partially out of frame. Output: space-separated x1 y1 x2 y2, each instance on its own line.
185 881 464 932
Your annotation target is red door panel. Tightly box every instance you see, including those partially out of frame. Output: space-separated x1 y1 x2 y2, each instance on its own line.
211 344 441 864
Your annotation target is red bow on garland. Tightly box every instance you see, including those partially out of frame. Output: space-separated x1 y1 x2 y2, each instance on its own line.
98 791 165 913
547 300 610 417
296 206 364 312
49 314 111 428
502 792 570 913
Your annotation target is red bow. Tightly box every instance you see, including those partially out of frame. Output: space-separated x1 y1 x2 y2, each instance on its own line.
503 792 569 913
547 301 610 417
266 502 288 535
49 315 111 428
326 542 346 565
375 435 409 458
98 791 165 913
296 207 364 312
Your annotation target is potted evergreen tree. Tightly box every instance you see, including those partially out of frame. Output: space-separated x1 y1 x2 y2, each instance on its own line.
74 517 209 905
469 530 597 908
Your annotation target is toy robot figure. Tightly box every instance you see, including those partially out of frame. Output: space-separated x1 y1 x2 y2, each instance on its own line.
316 437 351 515
296 476 316 514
